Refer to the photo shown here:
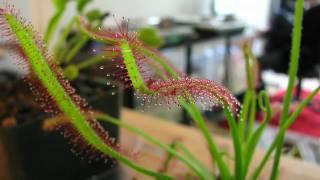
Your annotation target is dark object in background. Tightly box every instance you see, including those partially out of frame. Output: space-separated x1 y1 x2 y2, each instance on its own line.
260 4 320 99
0 72 121 180
259 10 292 73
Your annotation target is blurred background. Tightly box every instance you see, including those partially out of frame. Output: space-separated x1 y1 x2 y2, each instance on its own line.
0 0 320 179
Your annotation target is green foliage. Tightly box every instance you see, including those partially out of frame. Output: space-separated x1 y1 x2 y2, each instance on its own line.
63 65 79 81
86 9 104 22
52 0 68 10
77 0 92 13
44 0 68 44
138 27 164 48
4 0 320 179
270 0 304 178
120 40 153 94
95 113 213 179
48 1 109 81
2 8 172 180
78 1 319 178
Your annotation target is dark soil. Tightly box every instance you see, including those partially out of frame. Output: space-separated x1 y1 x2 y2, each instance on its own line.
0 71 46 128
0 71 121 180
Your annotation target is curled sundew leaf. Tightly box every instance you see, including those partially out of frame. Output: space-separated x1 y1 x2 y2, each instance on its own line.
80 19 174 91
0 7 173 179
80 18 182 72
147 78 241 113
77 17 120 44
80 17 240 113
79 17 184 80
81 17 239 177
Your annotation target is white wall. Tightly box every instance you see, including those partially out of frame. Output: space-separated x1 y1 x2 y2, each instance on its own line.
86 0 204 18
234 0 272 30
215 0 272 30
2 0 272 31
0 0 31 18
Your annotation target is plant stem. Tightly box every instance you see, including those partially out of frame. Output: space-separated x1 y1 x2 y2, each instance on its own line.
238 90 252 142
141 47 231 179
76 54 106 69
175 143 212 175
242 91 272 180
44 10 64 45
54 17 76 62
224 107 243 180
78 20 229 179
247 94 256 141
243 44 257 142
181 101 231 180
160 142 178 173
63 18 104 64
5 11 172 179
243 44 255 91
65 35 90 63
136 46 229 178
95 113 213 179
57 33 81 62
140 48 180 79
270 0 304 179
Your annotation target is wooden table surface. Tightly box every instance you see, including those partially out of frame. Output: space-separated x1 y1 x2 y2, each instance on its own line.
120 109 320 180
1 109 319 179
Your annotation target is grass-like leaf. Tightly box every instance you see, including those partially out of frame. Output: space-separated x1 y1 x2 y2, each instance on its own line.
44 0 68 44
270 0 304 178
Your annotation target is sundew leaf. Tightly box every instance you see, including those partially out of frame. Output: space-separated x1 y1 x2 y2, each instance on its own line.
79 18 240 113
0 6 172 179
80 17 238 179
147 78 240 113
0 6 118 160
43 112 213 179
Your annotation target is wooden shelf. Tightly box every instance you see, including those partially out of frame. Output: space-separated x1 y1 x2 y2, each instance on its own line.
120 108 320 180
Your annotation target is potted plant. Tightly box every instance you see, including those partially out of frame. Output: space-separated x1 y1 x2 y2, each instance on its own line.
0 0 122 179
1 0 319 179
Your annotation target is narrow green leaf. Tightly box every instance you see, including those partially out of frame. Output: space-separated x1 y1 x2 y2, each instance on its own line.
52 0 68 11
86 9 104 22
242 91 272 179
77 0 92 13
95 113 212 179
270 0 304 178
252 87 319 180
224 107 243 180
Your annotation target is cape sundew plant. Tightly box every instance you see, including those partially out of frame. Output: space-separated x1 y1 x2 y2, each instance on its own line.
0 5 171 179
1 0 320 179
